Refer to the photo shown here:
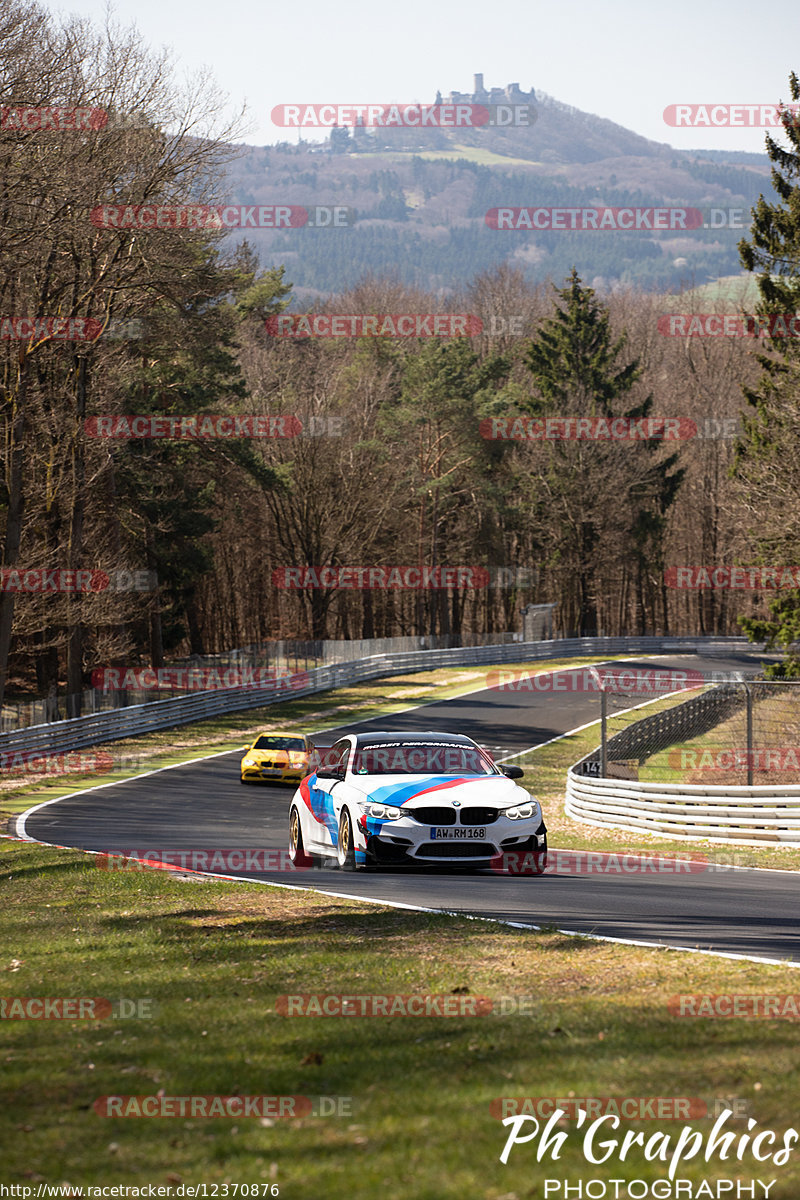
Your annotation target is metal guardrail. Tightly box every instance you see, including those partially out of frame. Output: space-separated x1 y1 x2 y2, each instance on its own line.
0 634 757 760
565 772 800 845
4 631 529 733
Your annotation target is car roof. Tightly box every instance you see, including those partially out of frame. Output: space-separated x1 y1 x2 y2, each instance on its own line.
253 731 309 739
351 731 477 747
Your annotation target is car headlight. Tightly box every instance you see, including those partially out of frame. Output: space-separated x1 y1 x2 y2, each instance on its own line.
360 803 402 820
242 757 257 767
505 799 540 820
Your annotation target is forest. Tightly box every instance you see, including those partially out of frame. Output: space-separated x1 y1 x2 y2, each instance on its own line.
2 0 799 706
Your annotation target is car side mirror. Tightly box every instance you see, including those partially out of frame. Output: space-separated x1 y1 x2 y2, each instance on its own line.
501 765 524 779
313 750 332 776
318 764 344 780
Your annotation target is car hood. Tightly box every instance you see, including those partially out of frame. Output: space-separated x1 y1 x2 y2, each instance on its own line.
346 773 530 807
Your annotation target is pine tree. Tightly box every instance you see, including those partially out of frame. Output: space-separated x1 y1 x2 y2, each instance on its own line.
736 73 800 674
521 270 683 635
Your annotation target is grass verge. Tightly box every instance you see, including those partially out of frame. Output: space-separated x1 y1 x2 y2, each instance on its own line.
3 839 800 1197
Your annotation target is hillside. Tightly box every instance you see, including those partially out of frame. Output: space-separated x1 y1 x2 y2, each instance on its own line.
222 87 776 298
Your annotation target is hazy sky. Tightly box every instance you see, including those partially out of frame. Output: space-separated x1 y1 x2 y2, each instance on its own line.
58 0 798 154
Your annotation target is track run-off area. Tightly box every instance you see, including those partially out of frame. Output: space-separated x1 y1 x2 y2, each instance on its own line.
16 652 800 965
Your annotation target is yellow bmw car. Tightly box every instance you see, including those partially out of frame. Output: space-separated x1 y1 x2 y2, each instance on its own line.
240 733 313 785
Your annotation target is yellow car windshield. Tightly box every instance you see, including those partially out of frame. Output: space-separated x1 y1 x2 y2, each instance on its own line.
253 737 306 751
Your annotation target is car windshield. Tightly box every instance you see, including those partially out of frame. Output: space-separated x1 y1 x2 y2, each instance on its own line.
253 736 306 751
351 742 494 776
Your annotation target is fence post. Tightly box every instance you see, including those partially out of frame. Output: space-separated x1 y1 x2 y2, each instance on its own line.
600 687 607 778
745 682 753 787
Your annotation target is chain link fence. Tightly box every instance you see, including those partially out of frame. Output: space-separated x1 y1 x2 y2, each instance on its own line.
576 667 800 786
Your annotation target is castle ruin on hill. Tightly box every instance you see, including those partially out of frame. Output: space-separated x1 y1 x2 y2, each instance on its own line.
327 75 536 152
438 74 536 107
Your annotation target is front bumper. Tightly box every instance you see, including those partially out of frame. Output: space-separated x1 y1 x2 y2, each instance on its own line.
241 762 307 784
362 814 547 865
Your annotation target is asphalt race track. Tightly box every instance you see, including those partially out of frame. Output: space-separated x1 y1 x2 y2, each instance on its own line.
16 653 800 964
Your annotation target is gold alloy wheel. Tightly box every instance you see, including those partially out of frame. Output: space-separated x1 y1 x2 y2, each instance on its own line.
289 807 302 859
337 809 356 870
